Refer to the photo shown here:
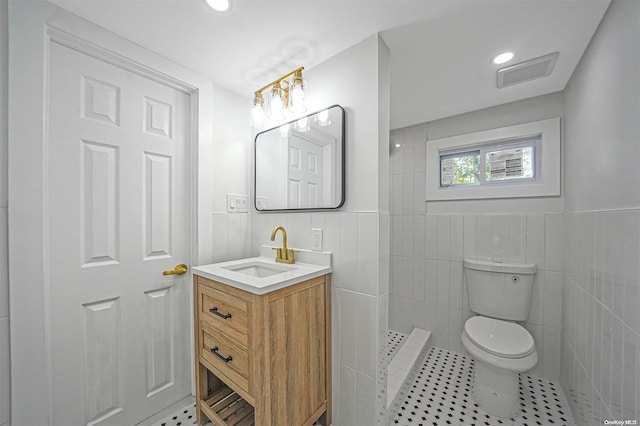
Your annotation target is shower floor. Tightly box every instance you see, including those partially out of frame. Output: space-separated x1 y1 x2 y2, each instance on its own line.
392 347 575 426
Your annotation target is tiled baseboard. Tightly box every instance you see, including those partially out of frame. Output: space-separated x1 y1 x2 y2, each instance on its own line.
386 328 432 421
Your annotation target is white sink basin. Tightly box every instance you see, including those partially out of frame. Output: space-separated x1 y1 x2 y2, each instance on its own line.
192 247 331 295
221 260 295 278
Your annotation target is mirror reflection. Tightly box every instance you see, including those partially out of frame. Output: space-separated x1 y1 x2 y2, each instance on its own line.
255 105 345 211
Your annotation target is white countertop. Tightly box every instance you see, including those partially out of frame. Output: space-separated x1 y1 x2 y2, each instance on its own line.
192 247 332 295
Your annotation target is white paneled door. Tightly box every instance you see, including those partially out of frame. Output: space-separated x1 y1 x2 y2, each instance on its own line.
46 40 190 425
288 136 324 208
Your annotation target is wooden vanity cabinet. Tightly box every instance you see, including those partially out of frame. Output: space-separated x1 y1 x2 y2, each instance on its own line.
194 273 331 426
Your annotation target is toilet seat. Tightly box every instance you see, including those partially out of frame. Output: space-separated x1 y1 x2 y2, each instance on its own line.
463 316 535 359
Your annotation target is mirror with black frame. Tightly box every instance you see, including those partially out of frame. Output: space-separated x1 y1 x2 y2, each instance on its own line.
255 105 345 211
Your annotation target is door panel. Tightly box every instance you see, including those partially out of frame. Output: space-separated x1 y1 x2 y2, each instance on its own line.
82 140 119 266
83 297 122 424
48 40 190 425
143 152 173 260
288 137 324 208
144 287 174 397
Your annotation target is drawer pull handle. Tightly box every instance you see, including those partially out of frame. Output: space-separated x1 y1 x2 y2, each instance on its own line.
209 307 232 320
210 346 233 363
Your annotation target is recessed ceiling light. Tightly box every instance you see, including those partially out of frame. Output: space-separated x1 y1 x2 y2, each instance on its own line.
205 0 232 12
492 52 514 65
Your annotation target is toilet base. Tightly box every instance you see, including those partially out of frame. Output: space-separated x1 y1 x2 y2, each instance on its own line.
472 360 521 418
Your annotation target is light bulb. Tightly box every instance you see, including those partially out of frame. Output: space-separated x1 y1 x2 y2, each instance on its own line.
316 109 330 126
251 94 265 127
204 0 231 12
280 123 291 138
291 84 304 102
289 75 306 114
269 83 286 122
271 94 283 118
296 116 310 132
251 103 264 127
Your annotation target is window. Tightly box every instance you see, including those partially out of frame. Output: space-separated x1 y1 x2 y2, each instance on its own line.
439 137 539 188
440 151 480 186
484 143 535 182
426 118 560 201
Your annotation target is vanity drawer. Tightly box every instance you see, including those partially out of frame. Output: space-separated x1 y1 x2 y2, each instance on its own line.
198 283 249 346
200 325 249 392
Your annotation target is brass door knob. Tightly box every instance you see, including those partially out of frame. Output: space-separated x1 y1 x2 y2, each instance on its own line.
163 264 188 276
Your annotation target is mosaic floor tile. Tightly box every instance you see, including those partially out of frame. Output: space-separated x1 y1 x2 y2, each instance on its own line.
152 403 199 426
392 347 575 426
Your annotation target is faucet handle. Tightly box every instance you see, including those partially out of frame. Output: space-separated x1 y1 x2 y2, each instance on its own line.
285 248 298 262
270 248 296 264
272 247 283 258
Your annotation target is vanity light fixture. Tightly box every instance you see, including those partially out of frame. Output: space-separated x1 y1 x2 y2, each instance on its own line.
204 0 232 12
251 66 307 128
492 52 514 65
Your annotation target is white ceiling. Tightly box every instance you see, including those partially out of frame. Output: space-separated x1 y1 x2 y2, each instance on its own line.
382 0 610 128
49 0 610 130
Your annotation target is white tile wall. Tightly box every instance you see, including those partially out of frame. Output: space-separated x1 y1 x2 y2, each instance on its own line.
0 317 9 426
559 3 640 420
340 289 358 370
562 211 639 424
463 215 477 259
389 126 564 382
509 215 527 262
340 213 358 292
390 212 565 381
355 372 375 425
227 214 251 260
358 213 379 295
248 211 389 425
1 2 9 420
379 213 391 296
0 210 6 319
0 208 8 426
339 364 357 426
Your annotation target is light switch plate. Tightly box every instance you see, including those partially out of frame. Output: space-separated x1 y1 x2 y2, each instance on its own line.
256 196 268 210
311 228 323 251
227 194 249 213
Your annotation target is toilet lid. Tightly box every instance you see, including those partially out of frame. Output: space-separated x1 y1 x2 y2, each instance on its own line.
464 316 535 359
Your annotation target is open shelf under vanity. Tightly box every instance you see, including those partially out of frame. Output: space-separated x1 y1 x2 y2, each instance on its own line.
200 383 255 426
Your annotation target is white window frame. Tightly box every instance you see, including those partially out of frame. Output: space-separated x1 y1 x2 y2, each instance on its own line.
426 117 560 201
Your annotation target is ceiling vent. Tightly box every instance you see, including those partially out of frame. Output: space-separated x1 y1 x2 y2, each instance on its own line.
497 52 559 88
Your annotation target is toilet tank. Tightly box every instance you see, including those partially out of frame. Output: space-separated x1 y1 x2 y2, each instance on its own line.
464 259 537 321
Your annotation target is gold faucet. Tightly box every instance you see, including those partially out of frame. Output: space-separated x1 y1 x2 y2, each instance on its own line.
270 226 296 264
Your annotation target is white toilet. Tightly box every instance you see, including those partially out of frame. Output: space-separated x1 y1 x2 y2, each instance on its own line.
461 259 537 418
